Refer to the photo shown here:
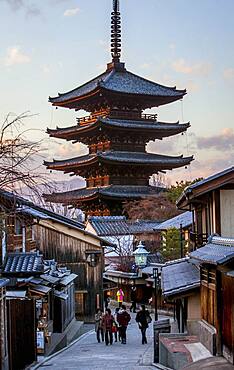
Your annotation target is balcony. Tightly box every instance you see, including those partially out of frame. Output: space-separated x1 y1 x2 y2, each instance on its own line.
190 231 208 250
76 110 158 125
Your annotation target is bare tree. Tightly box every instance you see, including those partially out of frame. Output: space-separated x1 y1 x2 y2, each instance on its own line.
0 112 49 199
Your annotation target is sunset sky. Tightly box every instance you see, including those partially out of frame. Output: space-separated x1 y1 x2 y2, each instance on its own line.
1 0 234 187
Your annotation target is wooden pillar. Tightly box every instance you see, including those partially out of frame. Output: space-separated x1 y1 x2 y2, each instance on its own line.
2 220 6 263
22 226 26 253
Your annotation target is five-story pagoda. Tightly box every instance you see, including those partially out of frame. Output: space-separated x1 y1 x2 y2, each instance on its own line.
44 0 193 216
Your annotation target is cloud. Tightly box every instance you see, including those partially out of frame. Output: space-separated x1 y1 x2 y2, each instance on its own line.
169 43 176 51
3 0 41 16
64 7 80 17
172 58 212 76
4 46 31 66
186 80 200 93
196 128 234 152
223 68 234 81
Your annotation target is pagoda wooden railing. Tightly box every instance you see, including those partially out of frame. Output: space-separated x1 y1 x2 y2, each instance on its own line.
77 111 157 126
76 109 110 126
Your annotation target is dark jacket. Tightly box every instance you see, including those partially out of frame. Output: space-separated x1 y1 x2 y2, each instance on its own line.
117 310 131 327
136 310 151 329
102 313 114 332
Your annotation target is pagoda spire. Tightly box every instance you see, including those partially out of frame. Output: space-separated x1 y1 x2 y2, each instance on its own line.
111 0 121 62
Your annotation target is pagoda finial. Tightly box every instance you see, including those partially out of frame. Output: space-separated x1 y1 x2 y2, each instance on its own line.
111 0 121 63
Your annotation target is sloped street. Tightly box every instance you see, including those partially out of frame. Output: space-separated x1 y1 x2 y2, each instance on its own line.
36 314 156 370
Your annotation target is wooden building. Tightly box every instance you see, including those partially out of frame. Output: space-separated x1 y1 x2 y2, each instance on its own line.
0 190 111 321
161 258 201 333
44 0 193 216
177 166 234 248
190 235 234 364
0 278 9 370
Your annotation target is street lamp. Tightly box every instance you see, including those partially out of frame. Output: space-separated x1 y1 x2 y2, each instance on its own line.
153 267 160 321
133 241 149 268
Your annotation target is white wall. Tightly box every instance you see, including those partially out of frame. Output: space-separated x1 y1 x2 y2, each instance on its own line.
220 190 234 237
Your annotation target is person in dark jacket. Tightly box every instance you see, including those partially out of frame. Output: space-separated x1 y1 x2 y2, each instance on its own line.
95 308 104 343
102 308 114 345
135 304 152 344
117 305 131 344
130 285 137 313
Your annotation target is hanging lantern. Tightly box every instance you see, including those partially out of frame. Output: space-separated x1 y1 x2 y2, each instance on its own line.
133 241 149 267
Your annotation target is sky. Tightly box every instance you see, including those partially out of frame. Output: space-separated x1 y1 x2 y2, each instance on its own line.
0 0 234 187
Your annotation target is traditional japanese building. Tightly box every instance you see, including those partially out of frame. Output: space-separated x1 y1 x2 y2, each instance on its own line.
44 0 193 216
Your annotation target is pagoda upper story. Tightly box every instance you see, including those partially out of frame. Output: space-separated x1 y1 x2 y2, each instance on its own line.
44 0 193 216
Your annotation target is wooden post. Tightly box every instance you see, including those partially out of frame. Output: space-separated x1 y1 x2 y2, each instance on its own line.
22 225 26 253
2 219 6 263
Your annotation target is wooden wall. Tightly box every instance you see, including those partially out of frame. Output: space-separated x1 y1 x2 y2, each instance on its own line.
7 299 36 370
222 274 234 363
35 224 104 321
0 288 8 370
200 267 217 328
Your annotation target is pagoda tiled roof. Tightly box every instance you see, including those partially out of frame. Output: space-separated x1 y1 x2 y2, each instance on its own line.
44 185 164 204
44 151 193 171
47 118 190 140
49 66 186 107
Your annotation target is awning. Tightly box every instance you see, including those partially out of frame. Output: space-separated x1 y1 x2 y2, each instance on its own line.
54 290 68 300
60 273 78 286
29 284 52 295
6 290 27 298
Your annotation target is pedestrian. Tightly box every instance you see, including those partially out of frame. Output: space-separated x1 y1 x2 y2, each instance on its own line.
104 290 110 309
116 288 124 307
130 285 137 313
102 308 114 346
114 307 121 342
95 308 104 343
135 304 152 344
117 305 131 344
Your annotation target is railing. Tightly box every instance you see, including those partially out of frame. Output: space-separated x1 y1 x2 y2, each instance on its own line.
190 231 208 250
76 111 158 125
76 109 110 126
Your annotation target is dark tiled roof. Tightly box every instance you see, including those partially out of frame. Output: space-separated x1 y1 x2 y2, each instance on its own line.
45 185 164 203
190 235 234 265
155 211 192 231
147 253 164 264
0 278 9 288
177 166 234 207
129 220 162 234
162 259 200 297
45 151 193 169
88 216 129 236
59 273 78 286
49 67 185 104
3 253 44 275
0 189 84 230
47 118 190 139
184 166 234 191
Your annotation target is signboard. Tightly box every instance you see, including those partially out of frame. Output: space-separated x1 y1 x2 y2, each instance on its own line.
37 331 45 353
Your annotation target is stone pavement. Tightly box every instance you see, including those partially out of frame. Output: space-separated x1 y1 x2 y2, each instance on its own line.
36 312 156 370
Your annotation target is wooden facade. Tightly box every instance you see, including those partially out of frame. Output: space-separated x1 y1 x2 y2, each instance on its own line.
0 282 8 370
35 221 104 321
177 167 234 248
7 299 36 370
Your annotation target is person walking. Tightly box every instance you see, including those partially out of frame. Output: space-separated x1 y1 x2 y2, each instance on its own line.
114 307 121 342
95 308 104 343
104 290 110 309
130 285 137 313
116 288 124 307
102 308 114 345
135 304 152 344
117 305 131 344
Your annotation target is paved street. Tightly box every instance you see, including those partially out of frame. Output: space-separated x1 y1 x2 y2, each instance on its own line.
37 313 156 370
